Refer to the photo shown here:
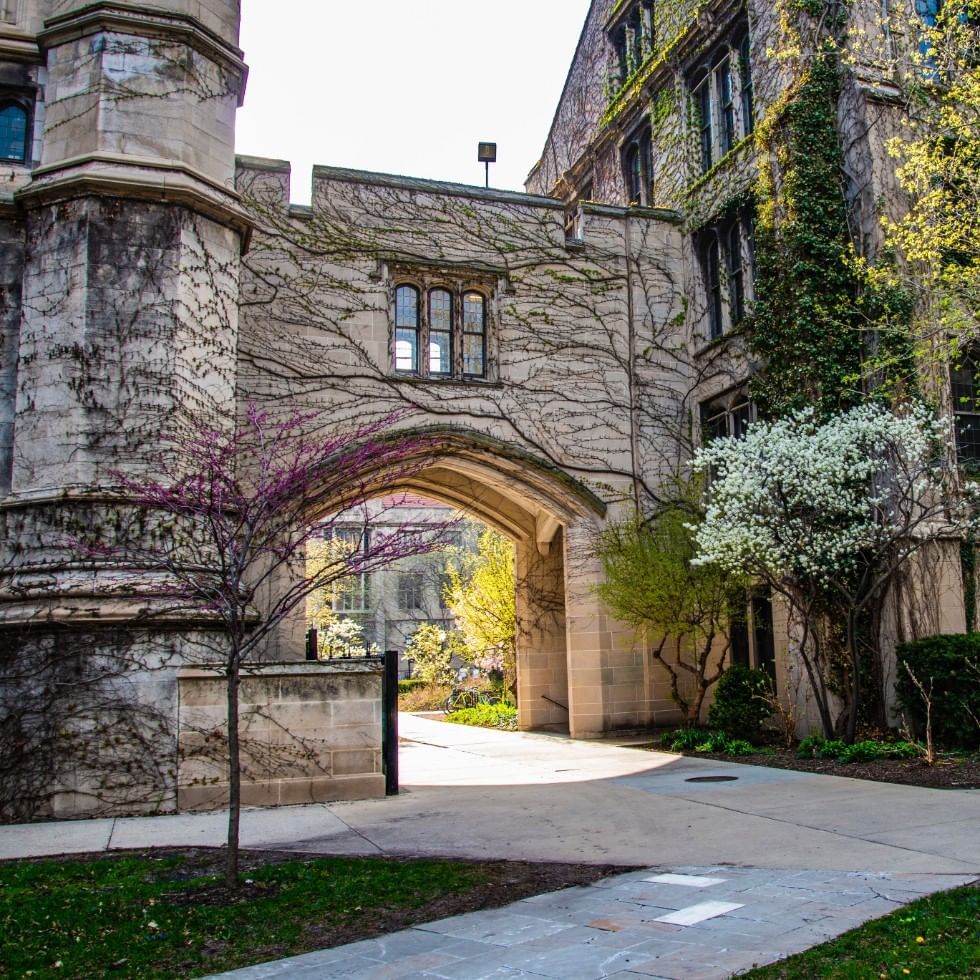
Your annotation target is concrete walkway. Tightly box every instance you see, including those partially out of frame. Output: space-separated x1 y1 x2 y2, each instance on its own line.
4 715 979 873
4 715 979 978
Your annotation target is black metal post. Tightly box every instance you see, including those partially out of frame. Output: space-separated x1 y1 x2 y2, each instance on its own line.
305 627 318 661
382 650 399 795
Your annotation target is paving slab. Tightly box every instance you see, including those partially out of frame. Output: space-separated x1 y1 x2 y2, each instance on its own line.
209 866 977 979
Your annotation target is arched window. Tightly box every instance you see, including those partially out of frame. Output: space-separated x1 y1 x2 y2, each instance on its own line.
462 291 486 377
395 284 419 372
428 288 453 376
0 103 28 164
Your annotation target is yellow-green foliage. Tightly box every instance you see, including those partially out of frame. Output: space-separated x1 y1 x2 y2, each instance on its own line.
883 2 980 352
443 529 516 673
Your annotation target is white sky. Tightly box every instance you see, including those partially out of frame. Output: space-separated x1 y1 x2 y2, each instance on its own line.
235 1 592 204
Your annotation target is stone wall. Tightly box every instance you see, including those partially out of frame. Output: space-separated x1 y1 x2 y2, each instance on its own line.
176 662 386 811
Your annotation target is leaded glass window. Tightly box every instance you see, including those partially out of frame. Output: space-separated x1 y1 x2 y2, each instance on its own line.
462 292 486 377
395 285 420 372
428 288 453 376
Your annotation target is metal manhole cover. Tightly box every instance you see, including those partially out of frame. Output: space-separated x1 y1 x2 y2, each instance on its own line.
685 775 739 783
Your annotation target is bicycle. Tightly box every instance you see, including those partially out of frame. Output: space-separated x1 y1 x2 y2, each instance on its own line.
442 686 502 712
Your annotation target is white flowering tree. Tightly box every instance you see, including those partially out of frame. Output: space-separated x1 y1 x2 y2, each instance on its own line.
691 403 973 741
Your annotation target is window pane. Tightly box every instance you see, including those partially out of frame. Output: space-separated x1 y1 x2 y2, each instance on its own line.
463 334 485 377
718 59 735 154
697 81 713 172
0 104 27 163
952 353 980 466
429 331 451 375
706 238 722 339
463 292 485 332
727 221 745 325
396 285 419 327
396 328 417 371
429 288 452 331
740 35 754 135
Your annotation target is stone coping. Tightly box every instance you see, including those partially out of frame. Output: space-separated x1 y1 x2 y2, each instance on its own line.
177 660 383 679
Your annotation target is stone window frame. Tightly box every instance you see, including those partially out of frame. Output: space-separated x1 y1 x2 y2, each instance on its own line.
0 1 18 25
687 21 754 175
391 270 495 383
695 206 755 342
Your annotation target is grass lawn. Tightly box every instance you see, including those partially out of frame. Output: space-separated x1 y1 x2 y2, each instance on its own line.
744 884 980 978
0 849 615 978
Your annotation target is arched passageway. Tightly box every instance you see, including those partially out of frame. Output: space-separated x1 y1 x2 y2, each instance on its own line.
278 430 640 738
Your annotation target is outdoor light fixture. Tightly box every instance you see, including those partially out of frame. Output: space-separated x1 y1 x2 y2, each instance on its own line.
478 142 497 188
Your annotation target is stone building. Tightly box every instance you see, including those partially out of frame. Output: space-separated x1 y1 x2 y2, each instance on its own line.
0 0 970 818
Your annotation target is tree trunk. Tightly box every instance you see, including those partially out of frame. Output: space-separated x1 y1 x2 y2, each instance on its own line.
225 658 242 890
845 611 860 744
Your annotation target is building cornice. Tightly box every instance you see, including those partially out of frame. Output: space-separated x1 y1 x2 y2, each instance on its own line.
16 154 254 247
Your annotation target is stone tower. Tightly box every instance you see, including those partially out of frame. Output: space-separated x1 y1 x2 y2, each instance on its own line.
0 1 247 818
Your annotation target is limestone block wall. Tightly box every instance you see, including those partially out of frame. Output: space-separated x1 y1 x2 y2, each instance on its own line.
176 662 386 811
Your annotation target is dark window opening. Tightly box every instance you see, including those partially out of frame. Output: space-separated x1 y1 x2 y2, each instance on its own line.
623 127 653 206
952 349 980 468
0 103 28 164
689 24 753 175
739 34 754 135
705 235 722 339
398 572 425 612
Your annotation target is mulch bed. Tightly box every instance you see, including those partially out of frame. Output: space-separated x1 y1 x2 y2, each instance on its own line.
658 747 980 789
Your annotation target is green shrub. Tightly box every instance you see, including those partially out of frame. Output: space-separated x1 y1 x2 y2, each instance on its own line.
796 735 826 759
836 739 885 763
818 739 847 759
694 732 730 753
661 728 713 751
722 738 756 756
663 729 757 756
444 703 518 730
896 634 980 749
798 736 922 763
397 679 427 695
882 740 920 760
706 665 773 740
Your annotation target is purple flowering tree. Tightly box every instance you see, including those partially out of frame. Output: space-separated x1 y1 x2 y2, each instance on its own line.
93 405 447 887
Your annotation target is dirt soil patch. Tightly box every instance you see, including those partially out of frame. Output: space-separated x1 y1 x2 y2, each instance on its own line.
654 747 980 789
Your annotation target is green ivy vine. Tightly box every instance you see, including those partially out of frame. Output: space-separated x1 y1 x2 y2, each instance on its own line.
748 49 915 419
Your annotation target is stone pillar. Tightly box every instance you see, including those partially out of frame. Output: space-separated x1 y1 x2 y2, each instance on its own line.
0 1 250 820
562 517 654 737
515 530 569 732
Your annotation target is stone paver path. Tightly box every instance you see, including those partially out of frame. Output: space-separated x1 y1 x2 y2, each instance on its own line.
212 865 976 979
